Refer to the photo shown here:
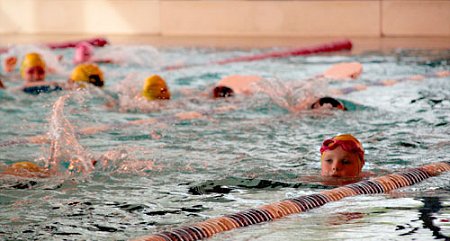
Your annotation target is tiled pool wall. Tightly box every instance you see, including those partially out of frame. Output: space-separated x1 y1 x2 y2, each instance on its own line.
0 0 449 37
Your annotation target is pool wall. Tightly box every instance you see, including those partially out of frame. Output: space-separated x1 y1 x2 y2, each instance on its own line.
0 0 449 37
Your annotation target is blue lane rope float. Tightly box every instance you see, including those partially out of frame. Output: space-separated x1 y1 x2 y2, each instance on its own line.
132 161 450 241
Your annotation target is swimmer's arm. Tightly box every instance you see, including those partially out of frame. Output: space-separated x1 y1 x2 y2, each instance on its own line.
177 88 206 97
175 111 204 120
78 124 112 135
28 135 50 144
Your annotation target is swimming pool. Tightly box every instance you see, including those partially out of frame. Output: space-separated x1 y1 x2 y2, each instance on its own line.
0 43 449 240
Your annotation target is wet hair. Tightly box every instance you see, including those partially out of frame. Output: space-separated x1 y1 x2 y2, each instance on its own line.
89 74 104 87
213 86 234 98
311 97 347 110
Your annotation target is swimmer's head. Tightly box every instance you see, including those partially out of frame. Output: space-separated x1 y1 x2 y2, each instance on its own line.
311 97 346 111
70 63 104 88
141 75 171 101
213 86 234 98
4 161 49 178
20 53 46 82
320 134 365 178
74 42 93 64
3 56 17 73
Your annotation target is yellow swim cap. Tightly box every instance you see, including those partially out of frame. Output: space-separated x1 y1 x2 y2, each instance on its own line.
70 63 104 88
9 161 43 172
141 75 171 100
20 53 46 79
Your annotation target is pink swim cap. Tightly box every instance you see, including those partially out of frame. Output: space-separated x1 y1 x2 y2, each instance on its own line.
74 42 94 64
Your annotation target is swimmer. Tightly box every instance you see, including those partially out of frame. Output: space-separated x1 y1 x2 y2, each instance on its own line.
20 53 62 95
320 134 365 178
212 86 234 98
1 161 50 178
1 158 98 179
141 75 171 100
310 96 347 111
2 56 17 73
21 53 46 82
73 42 93 64
212 76 353 112
68 63 105 89
0 79 5 89
211 62 362 99
73 42 113 65
212 75 262 98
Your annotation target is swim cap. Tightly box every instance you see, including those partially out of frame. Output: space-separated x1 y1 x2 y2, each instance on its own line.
70 63 104 88
320 134 365 166
20 53 46 79
74 42 93 64
141 75 171 100
9 161 43 172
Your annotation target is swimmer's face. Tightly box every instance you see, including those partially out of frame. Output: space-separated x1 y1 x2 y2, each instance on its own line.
23 66 45 82
321 146 362 178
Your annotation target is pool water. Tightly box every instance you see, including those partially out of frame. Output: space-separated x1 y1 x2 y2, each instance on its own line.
0 44 449 241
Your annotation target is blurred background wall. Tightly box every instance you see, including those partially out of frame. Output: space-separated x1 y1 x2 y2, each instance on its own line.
0 0 449 37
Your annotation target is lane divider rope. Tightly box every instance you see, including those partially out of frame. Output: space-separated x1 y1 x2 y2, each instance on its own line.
132 161 450 241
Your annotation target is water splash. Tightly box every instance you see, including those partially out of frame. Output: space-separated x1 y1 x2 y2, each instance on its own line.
255 77 329 113
47 93 95 175
95 45 162 67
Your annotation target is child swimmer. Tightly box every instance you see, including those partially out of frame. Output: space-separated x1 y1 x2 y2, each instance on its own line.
212 75 355 111
15 57 104 94
20 53 63 95
1 161 51 178
1 158 98 179
320 134 366 178
141 74 171 100
73 42 113 65
68 63 105 89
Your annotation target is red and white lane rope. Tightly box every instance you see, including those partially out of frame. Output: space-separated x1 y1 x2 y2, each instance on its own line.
133 161 450 241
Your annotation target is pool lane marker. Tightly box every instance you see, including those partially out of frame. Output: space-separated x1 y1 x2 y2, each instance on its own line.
0 37 109 54
132 161 450 241
163 39 352 70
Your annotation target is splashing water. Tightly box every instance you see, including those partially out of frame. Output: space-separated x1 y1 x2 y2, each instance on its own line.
94 45 162 68
47 93 95 175
0 45 449 241
255 77 328 112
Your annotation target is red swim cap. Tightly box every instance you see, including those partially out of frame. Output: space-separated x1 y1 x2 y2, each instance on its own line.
320 134 365 166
